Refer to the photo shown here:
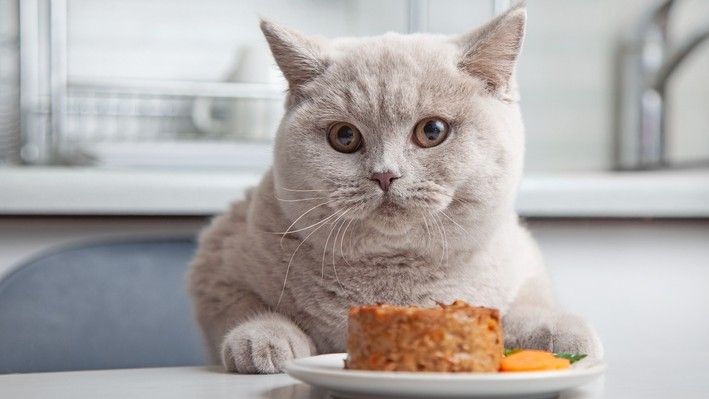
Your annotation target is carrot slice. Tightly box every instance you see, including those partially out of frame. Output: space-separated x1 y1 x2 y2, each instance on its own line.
500 350 571 372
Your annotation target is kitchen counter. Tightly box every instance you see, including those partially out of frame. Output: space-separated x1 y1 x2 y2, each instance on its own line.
1 167 708 218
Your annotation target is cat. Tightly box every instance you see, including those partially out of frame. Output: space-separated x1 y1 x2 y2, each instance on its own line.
188 3 603 374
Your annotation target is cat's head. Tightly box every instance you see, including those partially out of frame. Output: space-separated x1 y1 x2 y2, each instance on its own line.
264 5 526 238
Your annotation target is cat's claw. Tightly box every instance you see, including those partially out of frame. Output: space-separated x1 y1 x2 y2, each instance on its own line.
221 313 315 374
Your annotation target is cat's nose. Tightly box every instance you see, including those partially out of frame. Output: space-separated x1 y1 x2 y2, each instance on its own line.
370 171 400 192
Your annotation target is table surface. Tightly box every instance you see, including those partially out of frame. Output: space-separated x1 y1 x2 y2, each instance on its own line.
0 360 705 399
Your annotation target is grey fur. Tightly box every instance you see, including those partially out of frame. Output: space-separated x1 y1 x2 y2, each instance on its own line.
188 5 603 374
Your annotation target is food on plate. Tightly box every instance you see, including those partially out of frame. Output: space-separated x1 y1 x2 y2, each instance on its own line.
345 300 503 372
344 300 589 373
500 350 571 371
501 349 587 371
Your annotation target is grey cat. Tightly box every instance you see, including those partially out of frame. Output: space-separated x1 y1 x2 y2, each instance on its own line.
188 4 603 374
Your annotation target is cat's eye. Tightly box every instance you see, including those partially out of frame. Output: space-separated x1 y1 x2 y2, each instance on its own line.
328 122 362 153
413 117 449 148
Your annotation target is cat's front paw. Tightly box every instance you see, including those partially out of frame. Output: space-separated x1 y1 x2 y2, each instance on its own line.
504 307 603 360
221 313 315 374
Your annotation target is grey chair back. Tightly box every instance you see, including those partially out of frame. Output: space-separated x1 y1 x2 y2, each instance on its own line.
0 238 207 373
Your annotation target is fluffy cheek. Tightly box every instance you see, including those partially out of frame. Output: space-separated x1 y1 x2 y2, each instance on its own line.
273 131 360 230
274 113 338 188
453 112 524 209
412 129 476 193
274 118 372 212
273 135 315 191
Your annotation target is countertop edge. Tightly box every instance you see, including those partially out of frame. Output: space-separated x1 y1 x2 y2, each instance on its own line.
1 168 708 218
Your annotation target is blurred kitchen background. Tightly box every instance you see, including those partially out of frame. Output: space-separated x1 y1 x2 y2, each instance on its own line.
0 0 708 379
0 0 707 171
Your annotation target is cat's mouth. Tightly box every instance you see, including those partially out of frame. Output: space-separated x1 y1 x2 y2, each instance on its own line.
376 199 405 217
374 196 407 218
366 199 415 236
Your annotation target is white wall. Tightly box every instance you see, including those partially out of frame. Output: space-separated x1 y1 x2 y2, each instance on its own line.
532 219 709 391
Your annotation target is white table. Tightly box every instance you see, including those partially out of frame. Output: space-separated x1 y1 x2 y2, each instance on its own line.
0 358 704 399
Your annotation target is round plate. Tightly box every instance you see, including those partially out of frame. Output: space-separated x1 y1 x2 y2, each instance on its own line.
286 353 606 398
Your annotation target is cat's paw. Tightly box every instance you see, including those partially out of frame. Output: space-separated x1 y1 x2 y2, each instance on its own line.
547 312 604 360
221 313 315 374
504 306 603 360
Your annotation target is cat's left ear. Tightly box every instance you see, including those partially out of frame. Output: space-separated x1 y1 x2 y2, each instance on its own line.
456 3 526 94
260 19 329 93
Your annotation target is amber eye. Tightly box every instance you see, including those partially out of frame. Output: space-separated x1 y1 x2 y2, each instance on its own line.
413 117 449 148
328 122 362 153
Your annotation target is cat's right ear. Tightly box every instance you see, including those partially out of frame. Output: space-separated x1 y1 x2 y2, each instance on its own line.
456 3 526 95
260 19 328 92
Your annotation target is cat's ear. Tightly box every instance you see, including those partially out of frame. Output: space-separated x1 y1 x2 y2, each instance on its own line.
260 19 328 90
456 3 526 93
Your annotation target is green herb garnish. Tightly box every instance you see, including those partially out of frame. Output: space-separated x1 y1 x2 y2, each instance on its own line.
553 352 587 364
503 348 521 356
503 349 588 364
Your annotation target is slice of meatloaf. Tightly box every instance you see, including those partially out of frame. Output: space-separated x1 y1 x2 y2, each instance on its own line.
346 300 503 372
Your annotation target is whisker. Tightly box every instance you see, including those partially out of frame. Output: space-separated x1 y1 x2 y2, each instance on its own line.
348 219 360 255
270 210 340 235
322 176 344 186
435 191 478 206
275 196 329 202
279 186 332 193
436 212 447 270
276 212 333 308
435 213 448 270
332 216 346 266
421 212 432 249
339 216 357 267
438 213 450 268
452 198 475 206
440 210 470 235
331 214 350 288
322 208 351 279
428 211 446 272
278 200 333 249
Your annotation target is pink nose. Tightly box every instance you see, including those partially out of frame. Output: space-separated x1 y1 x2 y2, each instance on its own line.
371 171 400 191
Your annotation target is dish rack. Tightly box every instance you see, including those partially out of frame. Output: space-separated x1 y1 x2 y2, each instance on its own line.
13 0 288 168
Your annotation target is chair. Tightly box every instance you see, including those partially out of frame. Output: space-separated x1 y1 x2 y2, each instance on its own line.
0 238 207 373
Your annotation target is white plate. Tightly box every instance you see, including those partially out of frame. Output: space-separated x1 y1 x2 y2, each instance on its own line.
286 353 606 398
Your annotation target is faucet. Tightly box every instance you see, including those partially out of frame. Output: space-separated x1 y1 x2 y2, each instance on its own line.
614 0 709 170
